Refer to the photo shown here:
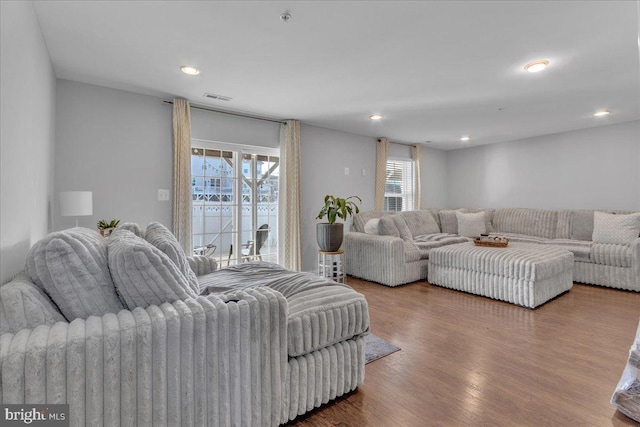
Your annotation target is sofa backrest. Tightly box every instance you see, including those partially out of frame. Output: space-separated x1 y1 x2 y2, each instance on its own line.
492 208 558 239
568 209 637 241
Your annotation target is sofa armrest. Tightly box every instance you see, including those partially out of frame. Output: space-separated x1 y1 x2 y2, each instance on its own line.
187 254 218 276
632 237 640 276
0 287 287 427
344 232 407 286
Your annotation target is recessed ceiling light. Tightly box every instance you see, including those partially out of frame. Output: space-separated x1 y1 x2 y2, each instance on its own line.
460 136 471 141
524 60 549 73
180 66 200 76
369 114 383 121
593 110 610 117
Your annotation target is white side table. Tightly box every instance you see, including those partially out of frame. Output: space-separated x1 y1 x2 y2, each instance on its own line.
318 249 346 284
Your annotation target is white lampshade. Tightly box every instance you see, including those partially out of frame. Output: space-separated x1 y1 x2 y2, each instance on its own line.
60 191 93 217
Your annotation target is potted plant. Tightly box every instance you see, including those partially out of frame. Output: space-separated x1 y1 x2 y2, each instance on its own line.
316 195 361 252
97 219 120 237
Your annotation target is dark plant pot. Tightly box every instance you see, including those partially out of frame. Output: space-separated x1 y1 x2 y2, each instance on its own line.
317 223 344 252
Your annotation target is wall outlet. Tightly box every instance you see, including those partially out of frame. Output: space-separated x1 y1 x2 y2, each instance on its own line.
158 189 170 201
344 167 350 176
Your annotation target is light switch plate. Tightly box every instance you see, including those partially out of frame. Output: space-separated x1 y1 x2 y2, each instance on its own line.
158 189 170 201
344 167 350 176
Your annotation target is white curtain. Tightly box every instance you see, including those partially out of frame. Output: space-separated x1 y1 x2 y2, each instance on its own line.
374 138 389 211
172 98 193 254
412 144 422 210
278 120 302 271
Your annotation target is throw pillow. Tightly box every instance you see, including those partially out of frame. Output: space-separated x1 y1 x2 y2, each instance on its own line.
456 211 486 238
592 212 640 245
439 209 461 234
0 274 66 334
570 210 595 241
145 222 200 294
363 218 380 235
108 228 198 310
25 227 125 321
378 215 400 237
392 215 414 241
118 222 145 238
398 210 440 237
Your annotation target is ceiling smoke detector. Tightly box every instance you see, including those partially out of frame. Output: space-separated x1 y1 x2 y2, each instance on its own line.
280 12 291 23
203 93 232 101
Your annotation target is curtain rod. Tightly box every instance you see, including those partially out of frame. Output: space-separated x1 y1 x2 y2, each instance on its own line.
377 138 418 147
163 100 287 125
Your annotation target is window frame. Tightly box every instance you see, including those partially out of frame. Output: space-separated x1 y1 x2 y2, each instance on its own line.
383 157 415 213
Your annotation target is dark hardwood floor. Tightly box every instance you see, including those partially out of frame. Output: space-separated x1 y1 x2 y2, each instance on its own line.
290 278 640 427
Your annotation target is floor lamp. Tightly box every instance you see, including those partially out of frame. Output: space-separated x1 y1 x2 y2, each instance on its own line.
60 191 93 227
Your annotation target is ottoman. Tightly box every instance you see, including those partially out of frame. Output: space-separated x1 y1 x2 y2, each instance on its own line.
428 242 574 308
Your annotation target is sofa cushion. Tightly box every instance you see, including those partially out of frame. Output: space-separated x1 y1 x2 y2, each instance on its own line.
439 209 462 234
399 210 440 238
378 215 400 237
412 233 469 258
392 214 414 241
592 212 640 245
198 262 370 357
363 218 380 235
0 274 66 334
145 221 200 293
25 227 125 321
590 243 632 268
546 239 592 263
118 222 145 238
108 228 198 310
571 210 595 241
492 208 558 239
456 211 486 237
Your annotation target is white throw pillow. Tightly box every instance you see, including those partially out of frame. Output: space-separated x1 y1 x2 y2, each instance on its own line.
364 218 380 235
592 211 640 245
456 211 486 238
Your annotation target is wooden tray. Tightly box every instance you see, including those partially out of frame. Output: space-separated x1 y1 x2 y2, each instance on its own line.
473 237 509 248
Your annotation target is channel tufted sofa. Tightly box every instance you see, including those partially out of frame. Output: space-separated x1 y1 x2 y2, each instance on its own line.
0 223 369 426
345 208 640 291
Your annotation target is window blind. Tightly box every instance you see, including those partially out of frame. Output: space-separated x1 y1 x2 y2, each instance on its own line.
384 159 414 212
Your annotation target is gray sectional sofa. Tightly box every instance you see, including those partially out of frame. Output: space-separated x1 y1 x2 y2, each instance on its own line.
0 223 369 426
345 208 640 291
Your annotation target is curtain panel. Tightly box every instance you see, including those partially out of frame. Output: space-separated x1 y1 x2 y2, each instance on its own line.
172 98 193 254
412 144 422 210
374 138 389 211
278 120 302 271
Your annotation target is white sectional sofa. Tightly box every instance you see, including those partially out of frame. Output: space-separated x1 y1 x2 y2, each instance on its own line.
345 208 640 291
0 223 369 426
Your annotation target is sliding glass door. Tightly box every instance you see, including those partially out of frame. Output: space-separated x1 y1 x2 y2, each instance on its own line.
191 140 279 266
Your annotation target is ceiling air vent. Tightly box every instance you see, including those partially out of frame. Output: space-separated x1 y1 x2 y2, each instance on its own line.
203 93 232 101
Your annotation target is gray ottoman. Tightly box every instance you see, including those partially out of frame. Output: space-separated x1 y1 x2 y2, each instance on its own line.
428 242 574 308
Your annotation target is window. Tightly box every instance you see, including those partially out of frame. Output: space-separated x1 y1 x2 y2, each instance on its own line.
191 141 279 266
384 159 415 212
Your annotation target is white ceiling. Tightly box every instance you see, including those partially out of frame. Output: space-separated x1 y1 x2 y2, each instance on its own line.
34 1 640 150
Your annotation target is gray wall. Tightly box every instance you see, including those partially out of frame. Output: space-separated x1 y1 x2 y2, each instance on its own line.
54 80 173 230
1 1 56 283
446 120 640 210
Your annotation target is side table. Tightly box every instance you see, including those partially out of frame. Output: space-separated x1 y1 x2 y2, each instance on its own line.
317 249 346 283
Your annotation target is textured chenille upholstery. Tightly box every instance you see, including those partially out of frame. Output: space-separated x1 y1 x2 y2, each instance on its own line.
428 242 574 308
144 221 200 294
108 228 198 309
2 226 368 426
25 227 124 320
0 274 66 335
347 208 640 290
